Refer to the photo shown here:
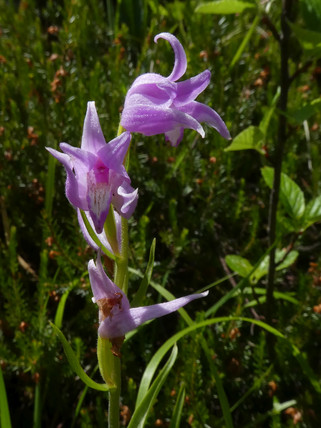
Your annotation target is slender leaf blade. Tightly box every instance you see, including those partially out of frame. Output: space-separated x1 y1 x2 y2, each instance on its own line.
230 14 260 69
169 384 186 428
50 322 110 391
131 239 156 307
129 345 178 428
0 365 12 428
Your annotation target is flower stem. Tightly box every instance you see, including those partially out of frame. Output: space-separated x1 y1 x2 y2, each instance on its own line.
97 337 121 427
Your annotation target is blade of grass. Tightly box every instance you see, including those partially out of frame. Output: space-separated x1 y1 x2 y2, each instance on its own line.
50 323 111 391
230 14 260 69
169 383 186 428
129 345 178 428
0 365 12 428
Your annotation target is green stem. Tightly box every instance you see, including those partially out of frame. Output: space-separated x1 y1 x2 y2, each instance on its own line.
114 217 129 293
266 0 292 326
33 381 41 428
97 337 121 428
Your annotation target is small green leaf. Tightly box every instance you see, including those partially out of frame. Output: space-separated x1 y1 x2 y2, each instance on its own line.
288 21 321 55
225 126 265 154
131 239 156 307
50 322 110 391
303 195 321 230
196 0 256 14
261 167 305 220
289 98 321 124
251 249 298 284
225 255 253 278
129 345 178 428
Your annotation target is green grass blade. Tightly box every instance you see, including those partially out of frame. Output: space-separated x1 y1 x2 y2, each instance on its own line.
33 382 41 428
50 322 111 391
169 384 186 428
0 365 12 428
54 281 78 329
136 316 286 407
230 14 260 69
129 345 178 428
205 244 276 317
131 238 156 307
201 338 234 428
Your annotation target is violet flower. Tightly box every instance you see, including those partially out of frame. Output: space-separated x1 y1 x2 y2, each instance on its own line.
120 32 231 146
46 102 138 234
88 255 208 355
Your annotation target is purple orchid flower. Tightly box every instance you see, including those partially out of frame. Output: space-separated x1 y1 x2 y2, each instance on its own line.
120 32 231 146
88 254 208 355
46 102 138 234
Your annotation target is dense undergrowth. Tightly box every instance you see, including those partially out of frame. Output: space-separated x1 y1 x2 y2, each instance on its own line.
1 0 321 427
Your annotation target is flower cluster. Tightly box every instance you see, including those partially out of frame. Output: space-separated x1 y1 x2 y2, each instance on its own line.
47 33 229 354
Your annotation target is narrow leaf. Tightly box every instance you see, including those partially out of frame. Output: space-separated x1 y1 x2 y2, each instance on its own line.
230 14 260 69
196 0 256 14
129 345 178 428
259 88 280 135
54 281 78 329
169 384 186 428
50 322 110 391
0 365 12 428
261 167 305 220
131 239 156 307
225 126 265 154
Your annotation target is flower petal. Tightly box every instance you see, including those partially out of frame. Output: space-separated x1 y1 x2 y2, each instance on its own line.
81 101 107 153
98 291 209 338
154 33 187 81
88 254 129 309
164 127 185 147
174 70 211 106
86 169 112 234
121 102 204 138
97 132 131 177
180 101 231 140
112 180 138 220
126 74 177 108
46 147 88 210
77 209 114 253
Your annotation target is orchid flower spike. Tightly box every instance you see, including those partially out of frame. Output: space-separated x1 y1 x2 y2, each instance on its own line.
46 102 138 234
88 254 208 356
121 32 231 146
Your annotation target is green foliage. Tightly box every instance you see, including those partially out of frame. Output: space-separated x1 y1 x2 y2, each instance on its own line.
195 0 257 15
1 0 321 426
